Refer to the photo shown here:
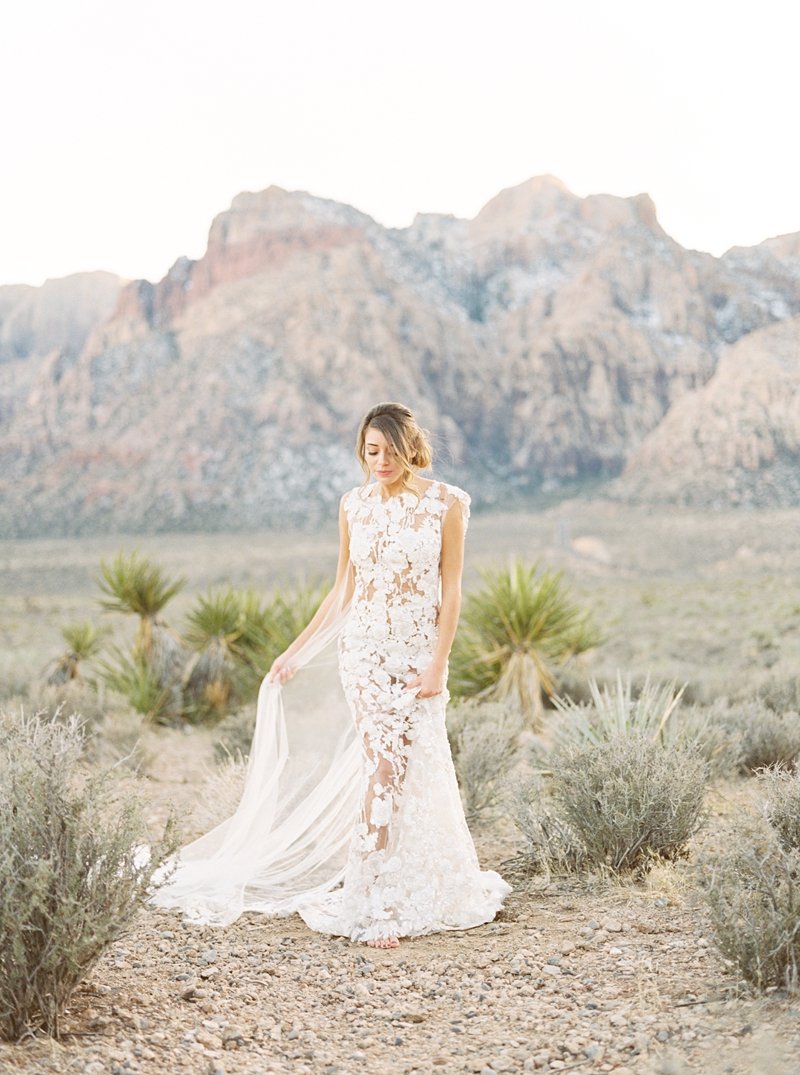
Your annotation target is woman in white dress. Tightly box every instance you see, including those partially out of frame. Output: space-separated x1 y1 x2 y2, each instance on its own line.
152 402 509 946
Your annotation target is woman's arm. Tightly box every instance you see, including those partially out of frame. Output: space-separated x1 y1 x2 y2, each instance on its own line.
404 499 465 698
268 495 353 684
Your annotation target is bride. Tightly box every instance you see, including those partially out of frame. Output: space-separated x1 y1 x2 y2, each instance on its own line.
153 402 509 948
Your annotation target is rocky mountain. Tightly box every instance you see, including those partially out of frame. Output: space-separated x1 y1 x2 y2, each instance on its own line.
617 314 800 508
1 178 798 536
0 271 121 428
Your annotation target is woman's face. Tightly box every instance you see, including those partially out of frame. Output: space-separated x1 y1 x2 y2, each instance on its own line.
364 426 404 488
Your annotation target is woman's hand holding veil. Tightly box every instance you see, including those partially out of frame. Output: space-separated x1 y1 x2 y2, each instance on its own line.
267 653 298 685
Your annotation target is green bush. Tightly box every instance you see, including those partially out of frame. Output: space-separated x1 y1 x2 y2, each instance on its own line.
0 707 179 1040
700 821 800 992
45 621 109 686
183 581 330 721
96 549 185 719
450 559 602 725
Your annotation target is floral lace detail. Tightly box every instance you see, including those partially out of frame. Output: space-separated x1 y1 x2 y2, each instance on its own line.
297 481 509 942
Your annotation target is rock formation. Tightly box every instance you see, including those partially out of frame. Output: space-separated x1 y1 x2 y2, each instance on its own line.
618 315 800 507
0 179 798 536
0 271 121 428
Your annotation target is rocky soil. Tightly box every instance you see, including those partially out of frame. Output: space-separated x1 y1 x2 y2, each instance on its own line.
2 725 800 1075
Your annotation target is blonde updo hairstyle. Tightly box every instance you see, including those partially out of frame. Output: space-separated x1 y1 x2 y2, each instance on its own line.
356 402 433 496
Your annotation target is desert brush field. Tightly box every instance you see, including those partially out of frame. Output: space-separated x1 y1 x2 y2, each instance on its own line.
1 501 800 1075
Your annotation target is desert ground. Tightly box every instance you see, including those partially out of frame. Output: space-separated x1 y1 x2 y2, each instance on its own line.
1 501 800 1075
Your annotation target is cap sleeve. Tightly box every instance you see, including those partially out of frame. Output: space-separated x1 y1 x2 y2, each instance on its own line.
443 483 471 533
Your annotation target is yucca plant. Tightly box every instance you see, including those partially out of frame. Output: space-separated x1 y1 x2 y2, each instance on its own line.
45 622 109 686
95 646 172 723
182 581 331 719
553 673 686 745
183 588 248 718
450 559 602 725
96 550 185 716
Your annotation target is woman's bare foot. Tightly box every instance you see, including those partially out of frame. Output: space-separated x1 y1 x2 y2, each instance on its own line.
367 936 400 949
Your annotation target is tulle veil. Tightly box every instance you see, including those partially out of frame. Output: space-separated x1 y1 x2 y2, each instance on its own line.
151 583 361 926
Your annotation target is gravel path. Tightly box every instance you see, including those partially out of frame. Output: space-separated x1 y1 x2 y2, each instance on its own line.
4 882 799 1075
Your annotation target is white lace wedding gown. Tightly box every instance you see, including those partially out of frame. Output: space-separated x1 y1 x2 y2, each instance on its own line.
152 481 509 940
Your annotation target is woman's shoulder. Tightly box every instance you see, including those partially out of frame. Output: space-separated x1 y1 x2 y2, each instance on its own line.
341 485 367 513
421 480 471 527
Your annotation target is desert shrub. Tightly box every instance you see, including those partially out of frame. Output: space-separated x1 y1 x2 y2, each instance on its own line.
718 700 800 773
6 681 150 772
0 707 179 1040
551 736 707 873
552 673 685 745
757 675 800 715
96 646 175 723
195 754 248 833
504 736 707 876
183 587 249 718
503 773 586 874
213 706 256 764
450 559 602 726
45 621 109 686
760 768 800 852
446 700 522 822
700 821 800 991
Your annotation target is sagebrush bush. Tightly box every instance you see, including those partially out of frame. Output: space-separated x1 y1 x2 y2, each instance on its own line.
11 681 151 772
0 708 179 1040
720 700 800 773
446 701 522 822
503 773 586 874
760 768 800 852
700 822 800 991
757 675 800 715
509 735 701 877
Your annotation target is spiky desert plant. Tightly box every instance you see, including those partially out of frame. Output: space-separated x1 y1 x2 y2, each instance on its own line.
95 646 172 723
0 707 179 1040
553 673 685 744
45 622 109 686
183 587 248 718
450 559 602 725
96 550 185 715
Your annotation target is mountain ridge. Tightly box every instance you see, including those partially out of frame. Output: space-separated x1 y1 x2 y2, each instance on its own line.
1 177 798 536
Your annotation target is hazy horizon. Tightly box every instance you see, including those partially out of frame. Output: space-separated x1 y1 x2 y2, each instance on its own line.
2 0 799 288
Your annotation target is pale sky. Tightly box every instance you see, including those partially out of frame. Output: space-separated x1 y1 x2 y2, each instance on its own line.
2 0 798 287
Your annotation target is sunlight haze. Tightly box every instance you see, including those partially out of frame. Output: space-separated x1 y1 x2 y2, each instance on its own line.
2 0 798 286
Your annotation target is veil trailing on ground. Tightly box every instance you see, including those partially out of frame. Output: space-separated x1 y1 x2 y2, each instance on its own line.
151 586 360 927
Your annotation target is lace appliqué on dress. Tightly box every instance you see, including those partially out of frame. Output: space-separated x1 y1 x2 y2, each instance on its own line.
298 482 509 942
